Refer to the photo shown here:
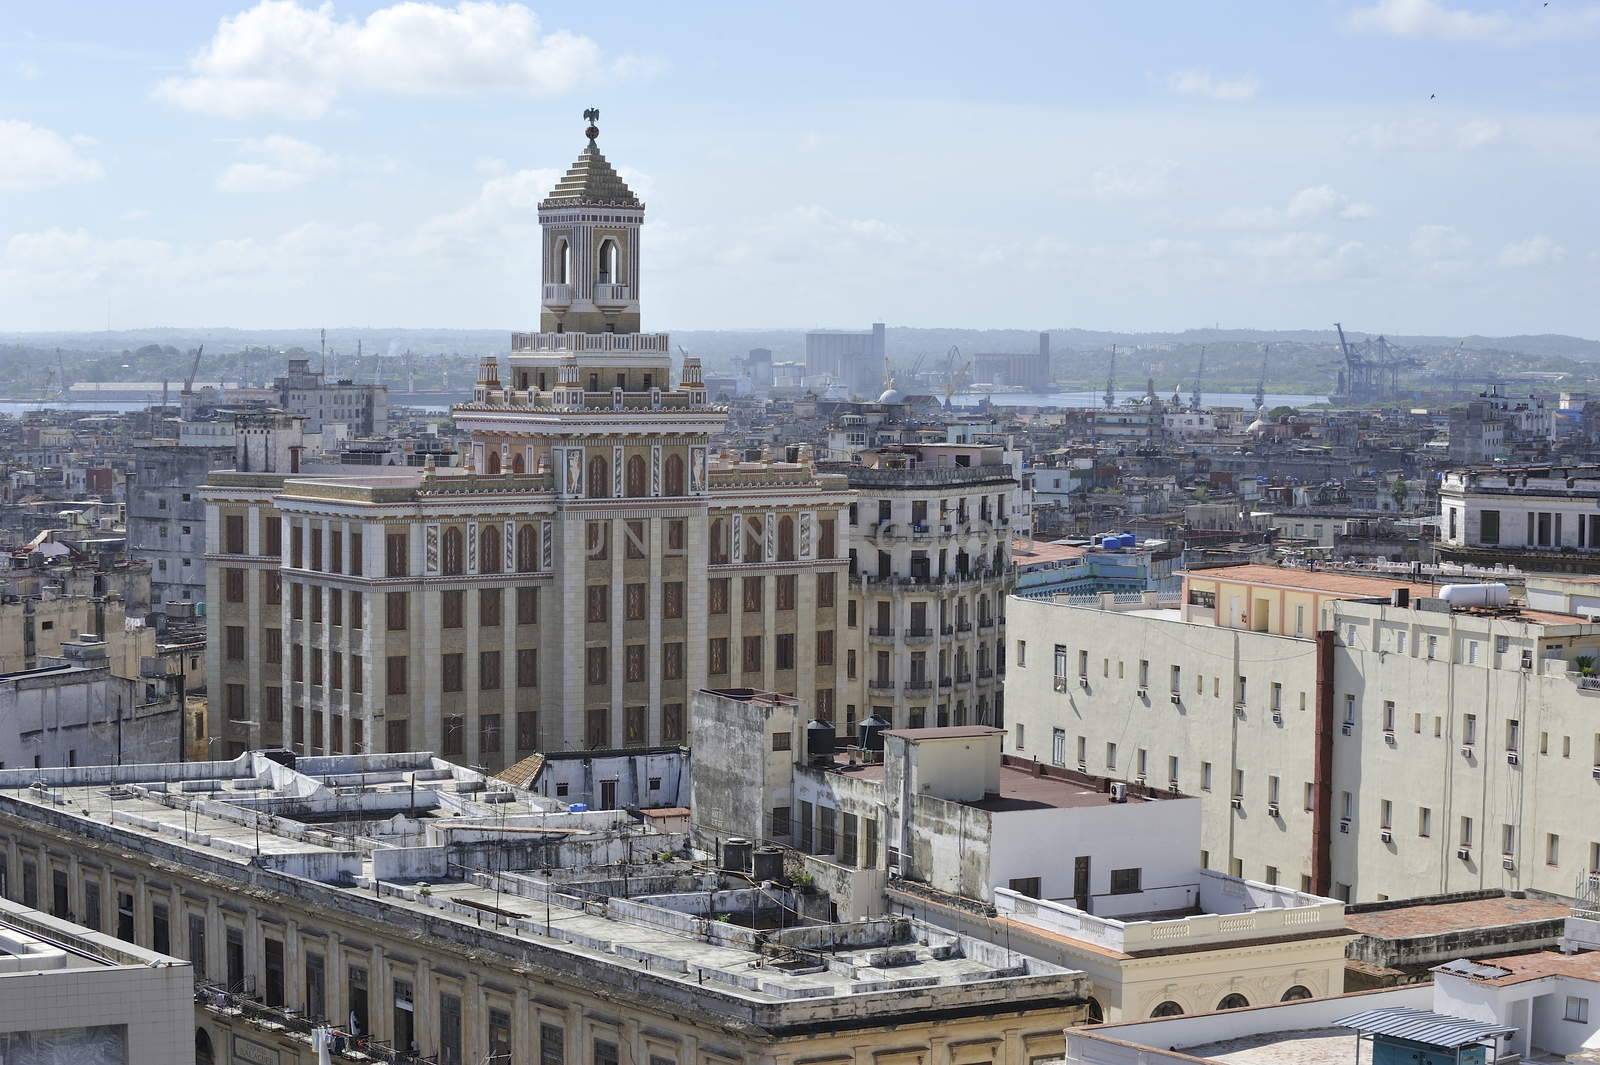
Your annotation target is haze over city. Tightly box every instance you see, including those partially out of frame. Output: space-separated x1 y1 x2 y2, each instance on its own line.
4 0 1599 335
14 7 1600 1065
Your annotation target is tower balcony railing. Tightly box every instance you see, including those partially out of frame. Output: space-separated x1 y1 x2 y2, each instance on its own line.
511 331 671 354
593 282 631 304
542 283 573 305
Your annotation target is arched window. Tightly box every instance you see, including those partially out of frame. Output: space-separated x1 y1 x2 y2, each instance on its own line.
512 452 526 474
442 527 464 575
553 237 570 284
778 515 796 561
1085 998 1104 1025
587 454 610 499
1150 1001 1184 1018
486 450 501 475
1217 993 1249 1011
480 524 502 574
1280 986 1313 1002
196 1029 216 1065
516 525 537 572
596 238 618 284
626 454 647 497
664 453 685 496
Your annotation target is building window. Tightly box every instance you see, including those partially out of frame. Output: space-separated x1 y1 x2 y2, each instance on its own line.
1567 996 1590 1024
442 589 463 628
480 650 502 691
480 713 502 755
743 576 763 612
1109 868 1141 894
442 653 463 692
586 647 609 686
517 711 539 751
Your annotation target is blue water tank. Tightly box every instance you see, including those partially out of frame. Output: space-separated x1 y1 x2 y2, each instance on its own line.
569 802 589 812
1119 533 1137 549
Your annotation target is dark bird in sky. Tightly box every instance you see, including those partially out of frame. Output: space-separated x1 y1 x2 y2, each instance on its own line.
1429 93 1436 99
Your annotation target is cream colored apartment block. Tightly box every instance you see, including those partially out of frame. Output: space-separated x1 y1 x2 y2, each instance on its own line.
1005 564 1600 904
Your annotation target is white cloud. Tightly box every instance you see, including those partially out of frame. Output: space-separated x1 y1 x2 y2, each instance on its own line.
1168 69 1258 101
156 0 609 120
1499 235 1566 268
0 119 104 191
1348 0 1600 44
217 135 335 192
413 166 564 255
1410 223 1472 260
1286 184 1374 221
1218 186 1373 229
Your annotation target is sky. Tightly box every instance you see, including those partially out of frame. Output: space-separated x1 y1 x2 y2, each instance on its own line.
2 0 1599 337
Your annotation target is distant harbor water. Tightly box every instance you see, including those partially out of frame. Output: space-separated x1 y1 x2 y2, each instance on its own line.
951 389 1328 409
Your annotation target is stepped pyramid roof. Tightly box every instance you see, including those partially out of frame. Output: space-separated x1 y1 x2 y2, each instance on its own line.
541 118 641 209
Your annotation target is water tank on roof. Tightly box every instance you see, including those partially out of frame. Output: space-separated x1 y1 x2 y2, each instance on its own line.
858 714 891 754
1439 583 1510 608
569 802 589 812
751 846 784 883
805 719 836 765
1120 533 1137 549
722 837 754 873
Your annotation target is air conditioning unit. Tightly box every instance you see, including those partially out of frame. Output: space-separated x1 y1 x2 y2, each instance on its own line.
1503 856 1516 871
1460 744 1474 758
1230 796 1243 811
1168 780 1180 793
1383 729 1396 744
1234 701 1248 712
1077 760 1088 772
1380 828 1393 843
1079 677 1091 690
1109 782 1128 803
1053 678 1070 693
1592 765 1600 781
1137 687 1148 699
1457 847 1472 861
1507 751 1520 766
1170 692 1182 705
1272 711 1284 726
1267 802 1280 818
1339 817 1351 834
1341 722 1354 736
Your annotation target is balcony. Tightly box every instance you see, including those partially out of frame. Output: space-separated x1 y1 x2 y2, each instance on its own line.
593 282 631 305
905 678 932 691
956 672 973 685
940 676 953 687
868 626 897 642
978 667 995 680
956 621 973 633
904 628 934 644
542 282 572 306
869 678 897 691
978 617 996 631
510 331 670 354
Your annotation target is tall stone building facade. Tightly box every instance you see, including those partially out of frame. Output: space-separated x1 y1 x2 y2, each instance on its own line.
205 120 853 766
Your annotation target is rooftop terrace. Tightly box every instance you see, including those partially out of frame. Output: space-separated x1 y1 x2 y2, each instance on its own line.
0 751 1085 1030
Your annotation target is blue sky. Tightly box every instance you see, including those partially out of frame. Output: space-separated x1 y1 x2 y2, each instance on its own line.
2 0 1598 336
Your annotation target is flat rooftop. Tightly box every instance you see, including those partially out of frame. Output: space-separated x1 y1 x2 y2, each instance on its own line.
1346 894 1570 940
1185 564 1436 600
1436 947 1600 987
1182 1027 1354 1065
0 752 1083 1028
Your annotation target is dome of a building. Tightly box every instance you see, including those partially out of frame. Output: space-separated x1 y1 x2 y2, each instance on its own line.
878 387 906 405
1245 403 1271 435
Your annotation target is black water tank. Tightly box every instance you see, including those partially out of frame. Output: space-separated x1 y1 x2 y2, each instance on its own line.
722 837 754 873
259 748 297 769
805 720 836 764
751 846 784 883
858 714 891 753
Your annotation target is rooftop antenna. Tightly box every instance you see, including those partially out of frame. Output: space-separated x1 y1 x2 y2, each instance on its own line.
1255 344 1269 409
320 328 327 376
1190 345 1205 411
1104 344 1117 409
